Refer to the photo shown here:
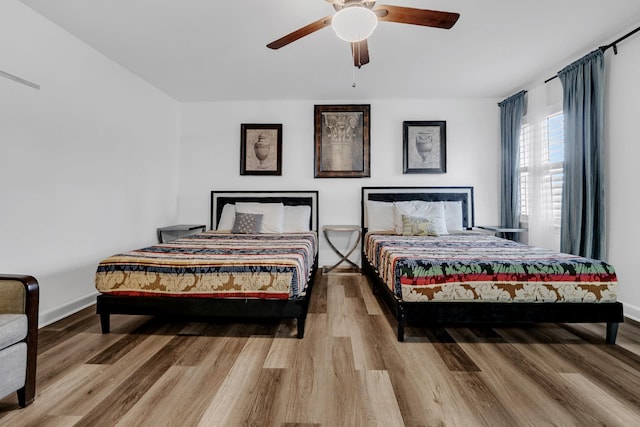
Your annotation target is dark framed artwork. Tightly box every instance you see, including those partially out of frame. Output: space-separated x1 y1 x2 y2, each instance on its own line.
240 124 282 175
314 104 370 178
403 121 447 174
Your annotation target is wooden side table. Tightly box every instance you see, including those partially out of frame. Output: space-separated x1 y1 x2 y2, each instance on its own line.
322 225 361 275
157 224 206 243
477 226 526 241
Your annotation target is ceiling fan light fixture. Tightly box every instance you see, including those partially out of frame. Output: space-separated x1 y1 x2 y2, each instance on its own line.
332 6 378 43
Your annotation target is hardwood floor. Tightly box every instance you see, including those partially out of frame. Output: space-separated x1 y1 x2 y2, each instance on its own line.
2 273 640 426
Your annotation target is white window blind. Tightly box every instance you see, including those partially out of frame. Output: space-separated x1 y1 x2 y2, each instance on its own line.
546 112 564 226
519 112 564 227
519 123 530 217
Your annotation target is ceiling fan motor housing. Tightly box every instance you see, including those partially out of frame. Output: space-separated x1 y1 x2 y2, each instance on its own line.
332 4 378 42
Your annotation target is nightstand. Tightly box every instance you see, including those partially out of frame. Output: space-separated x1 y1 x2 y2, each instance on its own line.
322 224 361 275
157 224 206 243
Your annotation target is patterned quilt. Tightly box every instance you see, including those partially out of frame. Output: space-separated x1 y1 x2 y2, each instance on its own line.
96 231 317 300
365 233 617 303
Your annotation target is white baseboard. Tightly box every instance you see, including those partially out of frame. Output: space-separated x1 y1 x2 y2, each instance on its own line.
622 301 640 323
39 292 98 328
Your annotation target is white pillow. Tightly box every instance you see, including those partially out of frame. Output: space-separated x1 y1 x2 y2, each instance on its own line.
393 201 448 236
235 202 285 233
217 204 236 230
366 200 396 232
283 205 311 232
442 201 464 231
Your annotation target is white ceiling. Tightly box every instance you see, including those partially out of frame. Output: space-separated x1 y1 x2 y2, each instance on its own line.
20 0 640 102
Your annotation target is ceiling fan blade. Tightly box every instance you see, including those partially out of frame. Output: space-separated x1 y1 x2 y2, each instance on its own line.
267 16 333 49
351 40 370 68
374 5 459 29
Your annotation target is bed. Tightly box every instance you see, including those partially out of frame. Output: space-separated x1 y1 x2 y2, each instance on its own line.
95 190 319 338
361 186 624 343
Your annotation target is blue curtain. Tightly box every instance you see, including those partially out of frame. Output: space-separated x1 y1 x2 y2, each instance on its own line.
499 91 526 229
557 49 606 259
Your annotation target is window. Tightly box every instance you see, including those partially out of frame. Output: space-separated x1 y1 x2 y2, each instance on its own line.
519 123 530 218
519 112 564 227
546 112 564 226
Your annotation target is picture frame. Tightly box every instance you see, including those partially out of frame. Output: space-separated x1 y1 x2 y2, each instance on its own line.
314 104 370 178
240 123 282 176
403 121 447 174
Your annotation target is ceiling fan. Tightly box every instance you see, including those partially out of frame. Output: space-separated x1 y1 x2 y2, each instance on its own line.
266 0 460 68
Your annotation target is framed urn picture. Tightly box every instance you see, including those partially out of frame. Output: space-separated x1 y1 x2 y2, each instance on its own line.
314 104 371 178
240 123 282 176
403 121 446 174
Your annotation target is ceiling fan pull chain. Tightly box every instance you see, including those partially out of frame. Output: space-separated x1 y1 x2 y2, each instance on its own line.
352 42 357 87
352 63 357 87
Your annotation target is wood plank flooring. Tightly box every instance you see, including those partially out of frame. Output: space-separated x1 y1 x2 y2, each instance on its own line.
2 273 640 426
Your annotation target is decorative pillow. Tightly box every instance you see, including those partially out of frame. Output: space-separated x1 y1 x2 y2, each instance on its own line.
366 200 396 232
235 202 285 233
231 212 263 234
283 205 311 232
402 215 439 236
217 204 236 230
442 201 464 231
393 201 448 235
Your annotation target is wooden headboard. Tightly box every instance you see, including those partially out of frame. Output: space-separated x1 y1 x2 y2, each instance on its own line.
210 190 319 232
361 186 475 231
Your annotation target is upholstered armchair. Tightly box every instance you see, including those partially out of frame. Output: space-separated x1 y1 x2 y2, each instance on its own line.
0 274 39 407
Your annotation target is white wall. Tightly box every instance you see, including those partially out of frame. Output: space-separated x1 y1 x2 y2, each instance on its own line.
0 1 181 325
178 99 501 266
607 29 640 321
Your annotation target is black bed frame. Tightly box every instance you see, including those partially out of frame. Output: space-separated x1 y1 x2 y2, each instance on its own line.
361 186 624 344
97 190 319 339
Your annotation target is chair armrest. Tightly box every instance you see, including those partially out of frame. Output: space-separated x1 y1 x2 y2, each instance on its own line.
0 274 38 315
0 274 39 407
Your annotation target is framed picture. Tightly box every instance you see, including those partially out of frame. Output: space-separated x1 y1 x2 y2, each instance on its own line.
314 104 370 178
240 124 282 175
403 121 447 174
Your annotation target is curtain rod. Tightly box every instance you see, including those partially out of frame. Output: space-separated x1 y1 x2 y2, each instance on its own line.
497 89 527 106
544 24 640 84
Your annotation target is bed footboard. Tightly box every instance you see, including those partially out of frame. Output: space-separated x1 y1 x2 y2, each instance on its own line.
364 257 624 344
96 259 318 339
98 308 306 337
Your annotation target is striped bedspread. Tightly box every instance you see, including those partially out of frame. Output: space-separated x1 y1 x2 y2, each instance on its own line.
365 232 617 303
96 231 317 300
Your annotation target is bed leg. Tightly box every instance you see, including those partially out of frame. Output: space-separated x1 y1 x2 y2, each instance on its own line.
100 313 111 334
397 307 405 342
296 317 305 339
606 322 619 345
